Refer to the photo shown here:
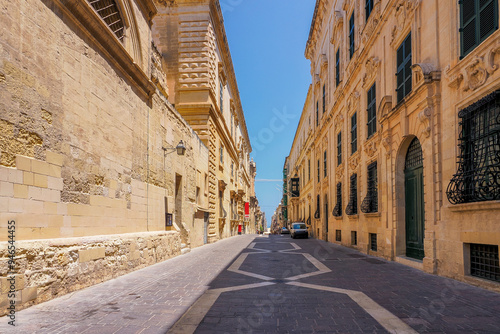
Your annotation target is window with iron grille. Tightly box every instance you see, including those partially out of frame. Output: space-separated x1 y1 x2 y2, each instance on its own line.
316 101 319 126
365 0 374 21
336 230 341 242
332 182 342 217
88 0 125 42
337 132 342 165
346 174 357 215
351 231 357 245
351 113 358 154
324 151 327 178
460 0 498 58
336 49 341 86
317 160 320 183
291 178 300 198
361 162 378 213
349 12 355 59
447 90 500 204
315 195 321 219
367 83 377 138
370 233 377 251
470 244 500 282
220 145 224 164
325 195 329 232
323 84 326 114
397 33 412 104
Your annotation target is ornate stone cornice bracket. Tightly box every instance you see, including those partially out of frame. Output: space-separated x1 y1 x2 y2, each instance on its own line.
363 132 381 158
348 152 360 171
381 130 392 158
330 11 344 44
347 91 360 115
411 63 440 87
335 164 344 181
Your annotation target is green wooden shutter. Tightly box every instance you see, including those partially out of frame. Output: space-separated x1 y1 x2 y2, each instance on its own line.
461 0 498 58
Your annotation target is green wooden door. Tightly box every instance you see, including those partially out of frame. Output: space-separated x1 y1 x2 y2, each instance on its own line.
405 138 425 260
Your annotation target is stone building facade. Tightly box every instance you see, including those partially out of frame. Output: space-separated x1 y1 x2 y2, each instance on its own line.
0 0 254 313
153 0 255 240
286 0 500 291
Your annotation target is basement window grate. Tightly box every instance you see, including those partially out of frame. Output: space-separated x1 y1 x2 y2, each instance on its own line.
370 233 377 251
470 244 500 282
351 231 357 245
336 230 341 242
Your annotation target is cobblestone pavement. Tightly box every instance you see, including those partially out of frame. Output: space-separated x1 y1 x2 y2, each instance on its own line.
0 234 256 334
170 235 500 334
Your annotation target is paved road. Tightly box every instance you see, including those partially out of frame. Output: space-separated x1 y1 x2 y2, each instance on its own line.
2 234 500 333
171 235 500 334
0 235 256 334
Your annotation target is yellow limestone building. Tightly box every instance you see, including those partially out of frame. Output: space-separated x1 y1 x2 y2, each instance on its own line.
286 0 500 291
153 0 255 241
0 0 255 313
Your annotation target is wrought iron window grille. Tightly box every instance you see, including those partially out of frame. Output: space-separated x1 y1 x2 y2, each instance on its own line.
370 233 377 251
361 162 378 213
447 90 500 204
470 243 500 282
314 210 320 219
332 182 342 217
336 230 342 242
346 174 358 215
351 231 357 245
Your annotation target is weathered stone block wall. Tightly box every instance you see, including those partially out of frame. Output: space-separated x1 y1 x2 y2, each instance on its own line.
0 231 181 315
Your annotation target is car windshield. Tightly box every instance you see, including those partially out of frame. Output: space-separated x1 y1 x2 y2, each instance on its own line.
293 224 306 229
282 227 288 230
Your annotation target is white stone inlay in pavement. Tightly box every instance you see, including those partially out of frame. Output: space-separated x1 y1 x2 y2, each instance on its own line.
286 282 418 334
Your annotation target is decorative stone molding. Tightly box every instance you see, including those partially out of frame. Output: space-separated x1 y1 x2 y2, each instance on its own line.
151 41 168 97
411 63 440 89
362 57 381 88
336 164 344 180
418 108 432 138
364 133 380 158
348 152 360 171
315 74 321 87
378 95 393 121
331 11 344 44
347 91 360 114
360 0 381 45
381 131 392 158
321 54 328 70
334 113 344 132
390 0 421 45
464 56 488 91
486 39 500 74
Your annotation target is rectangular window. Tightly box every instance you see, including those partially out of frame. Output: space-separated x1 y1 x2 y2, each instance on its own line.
365 0 374 21
351 231 357 245
315 195 320 219
351 112 357 154
332 182 342 217
308 159 311 181
220 80 224 113
367 83 377 138
396 33 412 103
336 49 340 87
231 161 234 177
337 132 342 165
460 0 498 58
231 113 234 138
323 151 327 178
447 90 500 204
220 145 224 164
291 178 300 197
470 244 500 282
317 160 320 183
316 101 319 126
322 84 326 114
349 12 355 58
361 162 378 213
346 174 357 215
336 230 341 242
370 233 377 251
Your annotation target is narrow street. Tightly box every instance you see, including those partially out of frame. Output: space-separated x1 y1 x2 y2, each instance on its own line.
2 234 500 333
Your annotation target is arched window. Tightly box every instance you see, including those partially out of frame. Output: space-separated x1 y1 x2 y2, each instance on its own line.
88 0 125 42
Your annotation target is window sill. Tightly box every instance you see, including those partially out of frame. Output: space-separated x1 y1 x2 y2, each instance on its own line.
334 216 343 220
347 214 359 220
447 201 500 212
364 212 381 218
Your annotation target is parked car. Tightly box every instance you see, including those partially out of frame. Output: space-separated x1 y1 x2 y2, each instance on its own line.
290 222 308 239
281 226 290 234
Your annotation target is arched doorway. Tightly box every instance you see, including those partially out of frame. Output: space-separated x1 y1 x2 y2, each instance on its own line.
404 138 425 260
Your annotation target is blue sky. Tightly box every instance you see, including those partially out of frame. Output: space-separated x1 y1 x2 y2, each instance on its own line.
223 1 316 226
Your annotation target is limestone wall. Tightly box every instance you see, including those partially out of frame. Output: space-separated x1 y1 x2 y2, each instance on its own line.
0 231 181 315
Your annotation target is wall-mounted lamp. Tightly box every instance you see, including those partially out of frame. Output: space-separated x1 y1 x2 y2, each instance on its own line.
162 140 186 156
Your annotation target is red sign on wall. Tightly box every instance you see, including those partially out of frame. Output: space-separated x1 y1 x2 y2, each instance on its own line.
245 202 250 218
